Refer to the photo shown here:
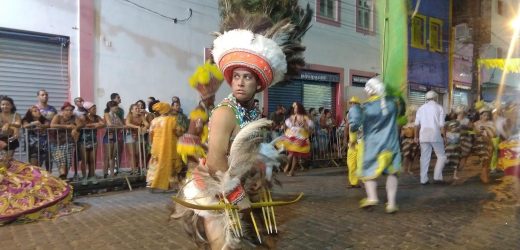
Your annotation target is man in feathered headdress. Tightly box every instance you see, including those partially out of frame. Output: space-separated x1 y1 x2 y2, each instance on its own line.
172 1 312 248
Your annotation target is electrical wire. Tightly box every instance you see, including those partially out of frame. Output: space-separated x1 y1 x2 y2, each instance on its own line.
120 0 192 23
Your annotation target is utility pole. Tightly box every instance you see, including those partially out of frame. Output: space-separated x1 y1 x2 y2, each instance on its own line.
472 9 482 102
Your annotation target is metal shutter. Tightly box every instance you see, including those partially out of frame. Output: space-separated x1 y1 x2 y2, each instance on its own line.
408 90 426 107
0 29 70 161
0 32 70 115
303 81 336 114
267 81 303 113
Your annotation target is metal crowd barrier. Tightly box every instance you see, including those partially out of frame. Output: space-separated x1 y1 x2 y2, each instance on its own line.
18 127 150 185
101 126 148 177
309 125 346 167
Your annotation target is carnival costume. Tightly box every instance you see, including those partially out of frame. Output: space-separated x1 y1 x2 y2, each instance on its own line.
457 112 473 159
445 120 462 171
498 135 520 179
172 1 312 248
348 77 404 213
0 159 81 225
346 96 361 187
473 104 497 183
497 104 520 179
349 80 402 181
276 115 313 158
177 62 223 176
146 102 179 190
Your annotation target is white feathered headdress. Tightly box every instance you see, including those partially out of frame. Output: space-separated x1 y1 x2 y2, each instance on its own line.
211 0 313 91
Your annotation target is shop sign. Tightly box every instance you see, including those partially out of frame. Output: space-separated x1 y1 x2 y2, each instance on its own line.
352 75 370 87
295 71 340 82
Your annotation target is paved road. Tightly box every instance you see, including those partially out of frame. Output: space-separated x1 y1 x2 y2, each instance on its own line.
1 164 519 250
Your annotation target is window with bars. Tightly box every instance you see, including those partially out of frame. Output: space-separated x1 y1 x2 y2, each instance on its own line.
429 17 443 52
411 14 427 49
356 0 374 34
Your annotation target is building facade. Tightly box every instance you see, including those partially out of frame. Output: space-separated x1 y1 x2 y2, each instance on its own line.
267 0 380 122
0 0 382 122
0 0 220 114
407 0 451 107
454 0 520 106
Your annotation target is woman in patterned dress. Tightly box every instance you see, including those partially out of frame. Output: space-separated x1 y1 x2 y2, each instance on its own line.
444 120 462 179
455 106 473 172
473 106 496 184
277 102 314 176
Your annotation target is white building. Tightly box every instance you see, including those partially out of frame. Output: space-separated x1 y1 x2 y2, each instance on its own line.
0 0 379 121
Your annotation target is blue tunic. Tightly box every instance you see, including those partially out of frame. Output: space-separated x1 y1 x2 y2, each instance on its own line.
349 95 401 180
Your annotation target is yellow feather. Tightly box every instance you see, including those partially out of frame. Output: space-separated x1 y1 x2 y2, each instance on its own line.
189 108 209 121
209 64 224 80
188 61 223 88
198 70 211 85
201 125 209 143
189 75 198 87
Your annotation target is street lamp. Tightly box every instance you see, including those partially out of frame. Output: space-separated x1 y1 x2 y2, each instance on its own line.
511 16 520 30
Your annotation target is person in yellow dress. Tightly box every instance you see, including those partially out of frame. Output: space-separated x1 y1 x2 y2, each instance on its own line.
146 102 179 191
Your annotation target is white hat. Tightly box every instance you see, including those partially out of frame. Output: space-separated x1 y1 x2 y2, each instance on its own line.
364 77 385 96
425 90 438 100
212 29 287 92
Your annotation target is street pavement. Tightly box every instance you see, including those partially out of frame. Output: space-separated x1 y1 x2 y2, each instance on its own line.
1 162 520 250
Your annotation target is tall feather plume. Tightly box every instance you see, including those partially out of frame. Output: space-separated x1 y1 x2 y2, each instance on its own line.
217 0 313 80
227 119 272 178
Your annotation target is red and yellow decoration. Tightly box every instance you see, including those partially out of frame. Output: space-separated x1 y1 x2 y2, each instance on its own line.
498 139 520 178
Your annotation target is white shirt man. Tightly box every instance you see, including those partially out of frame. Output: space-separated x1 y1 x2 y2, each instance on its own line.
414 90 447 184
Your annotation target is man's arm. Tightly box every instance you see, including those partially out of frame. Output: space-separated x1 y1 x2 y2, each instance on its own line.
206 106 237 174
414 108 421 143
439 105 446 128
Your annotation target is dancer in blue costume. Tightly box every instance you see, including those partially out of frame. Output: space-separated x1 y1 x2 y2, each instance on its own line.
348 77 403 213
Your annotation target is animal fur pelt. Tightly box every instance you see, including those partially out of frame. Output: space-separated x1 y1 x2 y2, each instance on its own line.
171 119 285 249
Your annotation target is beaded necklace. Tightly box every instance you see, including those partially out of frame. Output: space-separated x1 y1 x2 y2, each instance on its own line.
214 94 260 128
